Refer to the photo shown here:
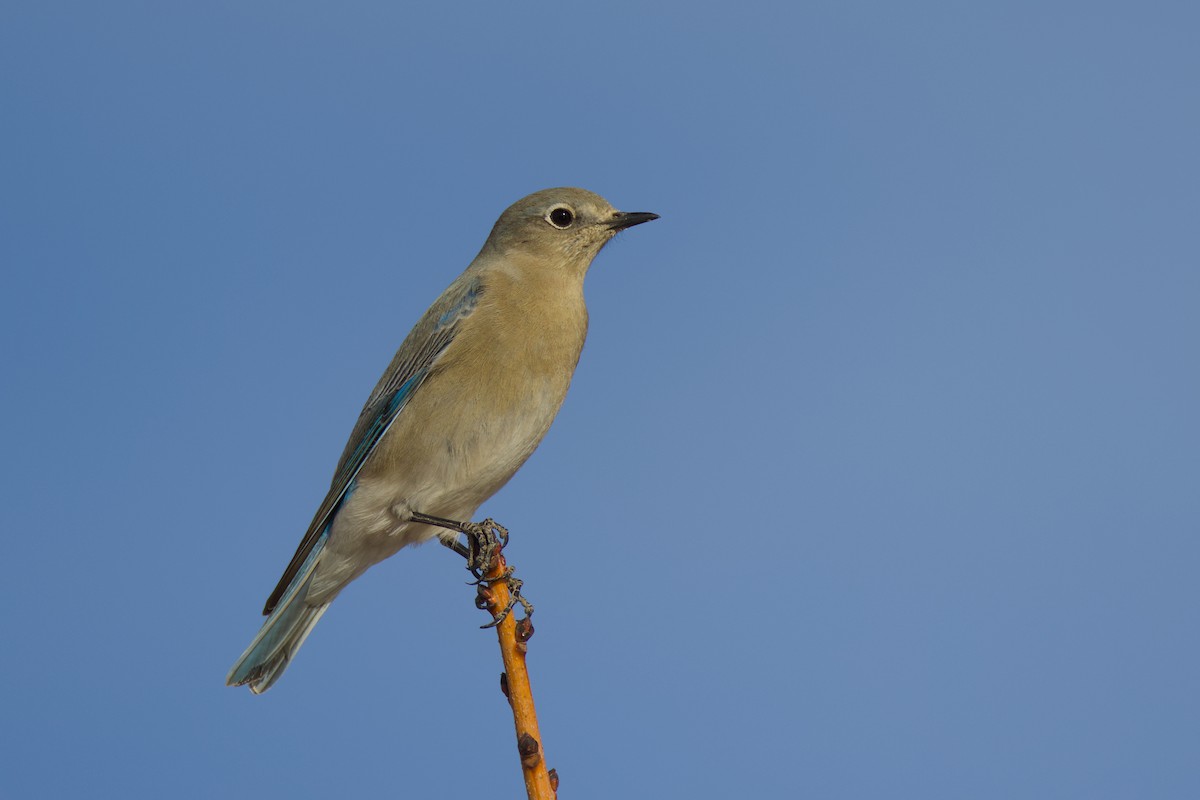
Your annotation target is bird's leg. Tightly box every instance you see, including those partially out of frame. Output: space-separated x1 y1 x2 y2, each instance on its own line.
412 511 509 577
438 537 470 560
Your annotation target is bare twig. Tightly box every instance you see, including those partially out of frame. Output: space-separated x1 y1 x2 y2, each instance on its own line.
476 548 556 800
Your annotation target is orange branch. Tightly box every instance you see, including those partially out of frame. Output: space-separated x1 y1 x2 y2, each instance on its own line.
477 550 557 800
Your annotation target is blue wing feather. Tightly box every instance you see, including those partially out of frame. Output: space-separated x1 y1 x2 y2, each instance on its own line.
261 277 481 614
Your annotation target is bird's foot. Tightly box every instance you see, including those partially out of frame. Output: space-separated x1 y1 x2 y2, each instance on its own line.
475 567 535 630
418 511 529 627
461 517 509 578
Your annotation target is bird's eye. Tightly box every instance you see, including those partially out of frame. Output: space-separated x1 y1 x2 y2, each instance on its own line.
547 207 575 229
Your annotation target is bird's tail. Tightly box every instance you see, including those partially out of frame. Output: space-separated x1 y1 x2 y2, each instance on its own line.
226 535 330 694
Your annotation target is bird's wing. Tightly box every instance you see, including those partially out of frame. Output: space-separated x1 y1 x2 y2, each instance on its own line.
262 276 483 614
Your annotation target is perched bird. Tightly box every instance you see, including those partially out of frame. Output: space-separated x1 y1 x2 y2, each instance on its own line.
227 187 658 693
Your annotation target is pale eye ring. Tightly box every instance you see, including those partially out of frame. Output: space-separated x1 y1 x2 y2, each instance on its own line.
546 206 575 229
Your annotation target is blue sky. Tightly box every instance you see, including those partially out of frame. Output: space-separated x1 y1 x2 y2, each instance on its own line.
3 2 1197 797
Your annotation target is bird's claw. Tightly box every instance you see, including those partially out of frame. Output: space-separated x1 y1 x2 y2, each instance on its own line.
477 569 534 629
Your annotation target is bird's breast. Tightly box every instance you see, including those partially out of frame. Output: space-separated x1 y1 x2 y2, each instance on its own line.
362 277 588 512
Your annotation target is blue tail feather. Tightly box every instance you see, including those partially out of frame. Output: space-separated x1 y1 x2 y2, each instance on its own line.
226 530 330 693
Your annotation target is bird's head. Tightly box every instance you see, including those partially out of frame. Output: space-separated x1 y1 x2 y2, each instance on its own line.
483 187 658 273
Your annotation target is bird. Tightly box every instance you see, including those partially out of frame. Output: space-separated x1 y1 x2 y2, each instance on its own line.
226 187 658 693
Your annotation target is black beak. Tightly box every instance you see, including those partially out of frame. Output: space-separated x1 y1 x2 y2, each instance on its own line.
607 211 660 231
